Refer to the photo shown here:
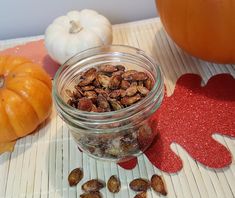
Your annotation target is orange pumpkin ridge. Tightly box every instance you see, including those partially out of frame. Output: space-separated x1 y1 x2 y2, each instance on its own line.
0 55 52 145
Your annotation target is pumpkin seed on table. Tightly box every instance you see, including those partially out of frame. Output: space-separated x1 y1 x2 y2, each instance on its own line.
80 191 102 198
82 179 105 192
134 191 147 198
129 178 150 192
151 174 167 196
107 175 121 193
68 168 83 186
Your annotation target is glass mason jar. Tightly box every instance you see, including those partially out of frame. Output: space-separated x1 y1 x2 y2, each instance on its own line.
53 45 164 162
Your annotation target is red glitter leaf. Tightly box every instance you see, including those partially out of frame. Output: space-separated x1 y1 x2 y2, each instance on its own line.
119 74 235 173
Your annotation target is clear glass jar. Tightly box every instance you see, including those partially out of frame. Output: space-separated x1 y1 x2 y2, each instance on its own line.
53 45 164 162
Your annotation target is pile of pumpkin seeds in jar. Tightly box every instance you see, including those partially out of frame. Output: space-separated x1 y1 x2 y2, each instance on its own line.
65 64 154 159
66 64 153 112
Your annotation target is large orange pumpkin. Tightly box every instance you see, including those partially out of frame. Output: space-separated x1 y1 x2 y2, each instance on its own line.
156 0 235 64
0 56 52 152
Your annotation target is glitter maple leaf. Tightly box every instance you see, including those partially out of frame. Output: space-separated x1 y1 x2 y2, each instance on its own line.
120 74 235 173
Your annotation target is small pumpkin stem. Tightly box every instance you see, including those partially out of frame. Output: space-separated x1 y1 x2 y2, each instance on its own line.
69 20 83 34
0 75 4 88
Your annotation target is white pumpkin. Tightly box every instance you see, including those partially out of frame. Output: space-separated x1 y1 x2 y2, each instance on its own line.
45 9 113 64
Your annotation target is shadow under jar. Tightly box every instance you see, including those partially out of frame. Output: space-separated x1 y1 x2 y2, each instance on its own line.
53 45 164 162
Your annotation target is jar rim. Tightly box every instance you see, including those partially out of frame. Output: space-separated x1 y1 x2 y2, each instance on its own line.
53 44 163 120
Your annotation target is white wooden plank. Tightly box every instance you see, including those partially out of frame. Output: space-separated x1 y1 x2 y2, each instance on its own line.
41 117 52 198
62 121 69 198
117 166 131 198
55 114 63 197
96 161 107 198
175 145 202 198
185 151 209 198
68 130 78 198
48 109 57 198
74 145 83 198
170 144 193 198
102 161 113 198
137 155 153 198
18 135 33 198
5 143 19 198
25 131 40 198
197 163 218 198
12 139 26 198
32 124 46 198
207 168 226 198
0 153 11 198
213 134 234 198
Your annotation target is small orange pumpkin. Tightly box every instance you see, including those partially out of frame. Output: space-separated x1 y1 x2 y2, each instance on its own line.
0 56 52 152
156 0 235 64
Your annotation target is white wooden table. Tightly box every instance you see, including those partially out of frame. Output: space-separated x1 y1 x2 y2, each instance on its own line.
0 18 235 198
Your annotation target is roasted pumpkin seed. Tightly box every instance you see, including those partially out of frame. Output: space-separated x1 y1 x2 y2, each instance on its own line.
120 80 131 90
78 98 93 112
137 86 150 96
97 74 110 88
82 179 105 192
99 65 118 73
129 178 150 192
80 191 102 198
68 168 83 186
107 175 121 193
109 75 122 89
134 191 147 198
151 174 167 196
126 85 138 96
120 94 141 106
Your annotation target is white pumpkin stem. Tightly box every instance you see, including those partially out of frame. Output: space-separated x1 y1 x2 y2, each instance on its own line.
0 75 4 88
69 20 83 34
